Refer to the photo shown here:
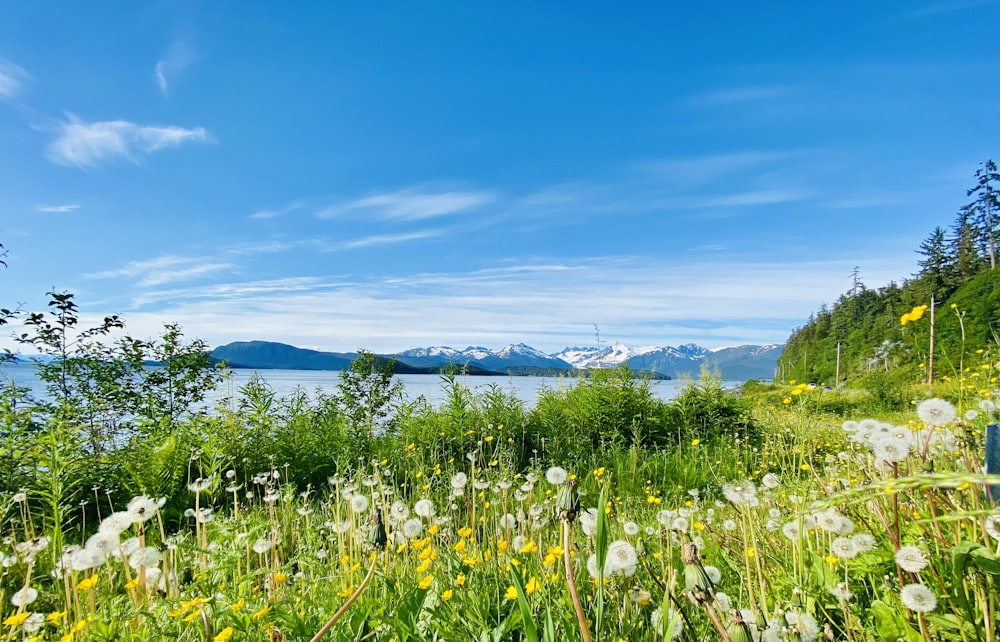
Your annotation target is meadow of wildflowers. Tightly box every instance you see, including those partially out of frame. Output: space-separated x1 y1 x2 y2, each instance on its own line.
2 354 1000 640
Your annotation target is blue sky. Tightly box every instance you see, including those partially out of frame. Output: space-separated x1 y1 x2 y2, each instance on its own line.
1 2 998 354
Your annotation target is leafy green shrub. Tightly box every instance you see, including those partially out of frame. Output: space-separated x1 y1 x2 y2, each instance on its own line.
523 367 665 464
660 374 761 446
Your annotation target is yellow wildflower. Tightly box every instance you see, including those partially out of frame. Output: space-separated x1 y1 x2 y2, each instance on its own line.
457 527 473 538
505 585 518 600
441 589 454 601
77 574 99 591
231 598 245 612
525 577 540 594
47 611 67 623
251 605 271 621
455 574 466 587
213 627 234 642
3 612 31 627
419 575 434 589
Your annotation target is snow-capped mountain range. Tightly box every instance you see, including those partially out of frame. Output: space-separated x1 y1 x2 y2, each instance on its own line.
397 341 782 380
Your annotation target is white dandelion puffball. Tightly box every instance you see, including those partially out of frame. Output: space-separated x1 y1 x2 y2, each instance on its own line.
252 538 272 555
414 498 435 518
623 521 640 536
389 500 409 523
126 495 161 523
831 536 859 559
350 494 370 514
704 565 722 585
450 472 468 489
402 518 423 538
895 545 929 573
545 466 567 485
985 515 1000 541
651 607 684 639
579 508 598 536
605 539 638 575
10 587 38 608
98 511 137 536
761 473 780 489
128 546 162 570
852 533 876 553
916 398 957 427
900 583 937 612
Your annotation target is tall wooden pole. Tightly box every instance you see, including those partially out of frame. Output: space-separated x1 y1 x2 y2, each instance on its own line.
928 294 935 385
835 341 841 386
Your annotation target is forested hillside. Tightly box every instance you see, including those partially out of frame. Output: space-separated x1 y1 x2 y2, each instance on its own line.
780 160 1000 385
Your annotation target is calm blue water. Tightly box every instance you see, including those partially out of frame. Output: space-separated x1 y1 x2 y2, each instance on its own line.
0 361 737 409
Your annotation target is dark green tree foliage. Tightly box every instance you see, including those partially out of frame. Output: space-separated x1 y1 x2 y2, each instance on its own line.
338 349 404 441
13 292 222 451
967 160 1000 269
780 160 1000 384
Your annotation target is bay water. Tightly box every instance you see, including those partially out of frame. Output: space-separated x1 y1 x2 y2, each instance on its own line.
0 361 741 409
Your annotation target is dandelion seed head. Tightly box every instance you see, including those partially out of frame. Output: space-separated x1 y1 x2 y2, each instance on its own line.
10 587 37 608
900 583 937 612
895 545 929 573
414 498 435 518
917 398 957 427
545 466 567 485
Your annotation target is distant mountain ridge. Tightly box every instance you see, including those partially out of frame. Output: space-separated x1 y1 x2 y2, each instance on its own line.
211 340 782 380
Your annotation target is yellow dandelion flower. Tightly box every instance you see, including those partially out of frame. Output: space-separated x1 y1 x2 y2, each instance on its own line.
441 589 454 600
77 574 99 591
690 439 700 446
3 612 31 627
251 605 271 621
182 610 201 623
525 577 540 594
60 633 74 642
47 611 67 623
454 540 467 555
505 585 518 601
497 539 509 553
428 524 440 536
458 527 473 538
419 575 434 590
455 573 466 586
416 558 431 573
213 627 234 642
485 436 494 443
646 495 661 504
338 586 354 597
125 579 139 590
272 572 287 585
543 553 557 567
519 540 538 554
231 598 245 612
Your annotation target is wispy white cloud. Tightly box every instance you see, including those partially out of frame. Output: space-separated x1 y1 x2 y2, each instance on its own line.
0 59 29 100
697 189 810 208
47 113 210 168
683 86 790 106
908 0 998 17
343 230 442 249
84 255 234 286
36 203 81 213
87 254 910 354
250 199 308 220
319 188 495 221
154 40 197 95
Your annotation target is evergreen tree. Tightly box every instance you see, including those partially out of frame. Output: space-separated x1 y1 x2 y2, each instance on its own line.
948 207 985 289
914 226 951 300
966 159 1000 268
